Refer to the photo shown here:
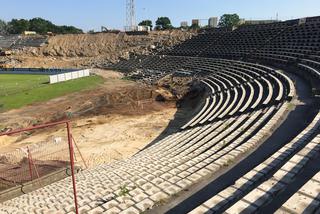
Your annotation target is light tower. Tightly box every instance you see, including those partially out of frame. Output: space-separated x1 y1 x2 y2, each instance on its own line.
126 0 136 31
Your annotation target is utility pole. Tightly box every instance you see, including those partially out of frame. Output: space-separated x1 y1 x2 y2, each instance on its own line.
126 0 136 31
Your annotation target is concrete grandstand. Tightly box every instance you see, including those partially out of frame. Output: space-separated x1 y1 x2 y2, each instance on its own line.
0 16 320 214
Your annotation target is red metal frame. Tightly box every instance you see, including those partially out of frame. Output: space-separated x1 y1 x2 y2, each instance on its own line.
72 135 88 169
29 147 41 186
66 122 79 214
0 120 79 214
0 120 70 137
27 147 33 181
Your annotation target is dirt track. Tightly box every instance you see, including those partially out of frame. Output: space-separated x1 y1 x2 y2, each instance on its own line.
0 70 177 167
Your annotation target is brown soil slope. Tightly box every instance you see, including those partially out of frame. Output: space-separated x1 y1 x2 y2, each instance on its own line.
2 30 196 68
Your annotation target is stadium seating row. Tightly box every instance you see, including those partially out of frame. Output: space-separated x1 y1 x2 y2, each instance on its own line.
2 16 320 214
0 61 294 213
102 16 319 213
109 16 320 91
189 113 320 214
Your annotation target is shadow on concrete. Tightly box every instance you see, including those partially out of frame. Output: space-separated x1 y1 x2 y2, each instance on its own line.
162 73 320 214
259 155 320 213
139 82 206 151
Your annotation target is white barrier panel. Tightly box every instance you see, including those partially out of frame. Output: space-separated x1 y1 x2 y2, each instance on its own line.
49 75 58 84
49 69 91 84
71 71 78 79
57 74 66 82
78 70 84 78
65 72 72 81
84 69 90 76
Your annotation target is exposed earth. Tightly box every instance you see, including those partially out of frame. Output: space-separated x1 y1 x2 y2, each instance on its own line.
0 70 180 168
0 30 198 188
0 30 196 69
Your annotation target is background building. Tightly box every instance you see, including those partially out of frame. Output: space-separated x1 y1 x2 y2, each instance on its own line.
192 19 200 27
180 21 188 28
208 17 218 28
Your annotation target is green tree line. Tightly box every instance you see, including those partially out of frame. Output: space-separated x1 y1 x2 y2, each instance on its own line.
139 17 173 30
0 17 83 35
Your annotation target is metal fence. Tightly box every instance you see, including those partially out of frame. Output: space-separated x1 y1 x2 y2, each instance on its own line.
0 137 70 191
0 121 83 213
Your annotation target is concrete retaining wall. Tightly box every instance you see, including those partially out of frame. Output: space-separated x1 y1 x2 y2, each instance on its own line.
49 69 90 84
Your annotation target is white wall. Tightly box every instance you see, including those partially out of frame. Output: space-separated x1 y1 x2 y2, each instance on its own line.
49 69 91 84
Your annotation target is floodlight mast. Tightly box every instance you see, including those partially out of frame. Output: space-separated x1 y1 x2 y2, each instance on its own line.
126 0 136 31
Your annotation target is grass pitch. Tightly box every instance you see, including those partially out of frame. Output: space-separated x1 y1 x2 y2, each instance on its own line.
0 74 104 111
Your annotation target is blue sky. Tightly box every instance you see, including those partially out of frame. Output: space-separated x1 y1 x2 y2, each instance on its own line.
1 0 319 31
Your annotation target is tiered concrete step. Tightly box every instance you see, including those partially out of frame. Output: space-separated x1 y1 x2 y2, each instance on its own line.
239 82 255 113
182 96 212 129
201 79 216 93
270 73 284 101
209 76 228 91
0 100 285 213
251 79 264 109
225 133 320 214
219 88 239 118
274 70 296 98
209 90 231 121
198 93 224 125
276 171 320 214
299 63 320 79
229 85 246 116
188 112 320 214
0 103 289 213
261 76 273 105
0 57 295 213
183 62 288 129
204 78 221 93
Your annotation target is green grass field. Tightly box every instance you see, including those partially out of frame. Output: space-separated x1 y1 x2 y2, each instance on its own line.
0 74 104 111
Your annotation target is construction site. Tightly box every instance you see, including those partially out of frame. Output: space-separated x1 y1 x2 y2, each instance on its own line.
0 0 319 213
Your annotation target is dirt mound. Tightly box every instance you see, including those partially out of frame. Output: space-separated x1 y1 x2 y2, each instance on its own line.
157 73 200 100
36 30 194 58
2 30 196 68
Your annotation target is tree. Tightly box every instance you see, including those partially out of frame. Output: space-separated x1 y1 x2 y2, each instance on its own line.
55 25 83 34
155 17 173 30
0 19 7 35
190 23 200 30
7 19 30 34
138 20 153 29
29 17 55 34
218 14 240 28
5 18 83 35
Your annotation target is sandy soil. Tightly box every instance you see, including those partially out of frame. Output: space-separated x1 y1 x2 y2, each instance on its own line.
2 108 176 168
1 30 196 69
0 69 177 168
